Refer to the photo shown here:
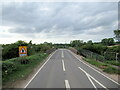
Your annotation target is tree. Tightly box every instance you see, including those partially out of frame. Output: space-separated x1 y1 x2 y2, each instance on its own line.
87 40 93 45
101 38 114 46
81 44 107 55
29 40 32 45
70 40 84 47
15 40 28 46
114 29 120 42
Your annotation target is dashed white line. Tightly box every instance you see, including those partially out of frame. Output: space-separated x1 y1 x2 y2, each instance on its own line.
61 50 64 58
62 59 65 71
65 80 70 89
78 67 108 90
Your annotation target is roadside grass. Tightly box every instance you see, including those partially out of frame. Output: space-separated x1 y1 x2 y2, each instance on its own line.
83 58 120 75
105 60 120 66
103 66 120 74
83 58 108 67
2 53 48 86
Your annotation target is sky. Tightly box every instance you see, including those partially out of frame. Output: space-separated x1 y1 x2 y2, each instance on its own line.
0 1 119 44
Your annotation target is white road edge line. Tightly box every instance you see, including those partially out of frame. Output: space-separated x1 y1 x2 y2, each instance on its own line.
68 50 120 85
62 59 66 71
78 67 108 90
24 50 57 88
65 80 70 89
62 50 64 58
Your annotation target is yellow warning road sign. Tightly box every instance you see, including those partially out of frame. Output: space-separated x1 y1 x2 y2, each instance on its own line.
19 46 27 57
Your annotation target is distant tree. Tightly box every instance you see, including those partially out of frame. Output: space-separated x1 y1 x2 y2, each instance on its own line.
87 40 93 45
108 38 114 45
101 38 114 46
101 38 107 45
114 29 120 42
81 44 107 54
15 40 28 46
29 40 32 45
70 40 84 47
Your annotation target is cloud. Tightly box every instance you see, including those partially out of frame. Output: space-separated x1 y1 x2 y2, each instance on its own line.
1 2 118 44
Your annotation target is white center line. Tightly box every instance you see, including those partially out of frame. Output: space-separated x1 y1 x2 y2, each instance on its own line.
78 67 108 90
62 59 65 71
61 50 64 58
65 80 70 89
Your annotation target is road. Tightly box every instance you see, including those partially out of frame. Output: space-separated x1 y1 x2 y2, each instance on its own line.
24 49 120 89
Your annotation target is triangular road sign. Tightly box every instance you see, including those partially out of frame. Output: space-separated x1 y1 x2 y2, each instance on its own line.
20 48 26 53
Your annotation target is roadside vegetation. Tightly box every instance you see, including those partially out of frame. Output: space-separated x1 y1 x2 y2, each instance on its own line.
105 60 120 66
83 58 120 74
70 29 120 74
2 40 56 87
2 53 48 85
2 40 53 60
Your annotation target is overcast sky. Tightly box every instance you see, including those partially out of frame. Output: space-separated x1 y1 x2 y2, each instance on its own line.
0 1 118 44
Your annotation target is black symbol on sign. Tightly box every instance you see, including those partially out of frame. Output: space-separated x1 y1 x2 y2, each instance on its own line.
20 48 26 53
22 49 25 53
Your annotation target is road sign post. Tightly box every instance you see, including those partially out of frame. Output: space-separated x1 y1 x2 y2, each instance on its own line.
19 46 27 57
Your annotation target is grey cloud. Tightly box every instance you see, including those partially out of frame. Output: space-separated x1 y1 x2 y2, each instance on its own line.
2 2 118 42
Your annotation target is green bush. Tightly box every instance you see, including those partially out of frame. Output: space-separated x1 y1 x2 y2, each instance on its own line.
80 44 107 54
2 53 48 84
2 61 17 75
105 60 120 66
2 40 53 60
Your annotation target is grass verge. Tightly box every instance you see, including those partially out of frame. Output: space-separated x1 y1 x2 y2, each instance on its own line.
2 53 48 86
105 60 120 66
83 58 120 75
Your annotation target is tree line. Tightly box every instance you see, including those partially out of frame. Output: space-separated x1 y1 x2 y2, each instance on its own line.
70 29 120 61
2 40 53 60
2 29 120 61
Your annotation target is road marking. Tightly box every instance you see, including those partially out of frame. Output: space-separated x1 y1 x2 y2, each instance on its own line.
62 59 66 71
78 67 108 90
65 80 70 89
86 73 97 90
87 74 108 90
61 50 64 58
68 50 120 85
24 50 57 88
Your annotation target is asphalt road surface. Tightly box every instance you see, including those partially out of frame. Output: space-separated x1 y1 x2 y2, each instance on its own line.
25 49 120 89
